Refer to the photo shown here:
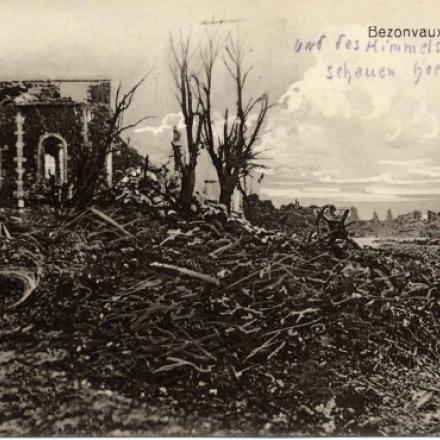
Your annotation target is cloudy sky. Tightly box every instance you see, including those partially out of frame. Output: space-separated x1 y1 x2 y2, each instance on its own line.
4 0 440 219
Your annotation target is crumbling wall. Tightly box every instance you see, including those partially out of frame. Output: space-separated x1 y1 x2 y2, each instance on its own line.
0 81 61 102
0 80 112 207
0 80 111 104
88 81 111 104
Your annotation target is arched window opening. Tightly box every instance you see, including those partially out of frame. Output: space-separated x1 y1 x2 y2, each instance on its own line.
37 133 68 184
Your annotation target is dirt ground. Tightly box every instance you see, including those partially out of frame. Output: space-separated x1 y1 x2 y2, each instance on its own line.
3 300 440 436
2 208 440 435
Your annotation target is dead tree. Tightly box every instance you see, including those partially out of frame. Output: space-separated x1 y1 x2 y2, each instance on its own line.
315 205 361 250
170 35 204 215
72 74 152 208
196 33 271 211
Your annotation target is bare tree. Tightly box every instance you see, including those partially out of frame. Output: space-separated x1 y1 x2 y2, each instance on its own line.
72 74 152 207
196 33 271 211
170 34 205 215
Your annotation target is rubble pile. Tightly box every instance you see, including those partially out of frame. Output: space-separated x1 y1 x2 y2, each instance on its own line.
2 202 440 434
243 194 316 238
91 164 180 216
77 208 440 375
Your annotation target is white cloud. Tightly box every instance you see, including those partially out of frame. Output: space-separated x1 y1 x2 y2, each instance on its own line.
320 172 440 185
318 173 394 184
261 187 431 202
312 169 340 176
407 167 440 178
302 186 341 193
135 112 185 135
423 116 440 140
257 24 440 212
265 180 313 186
378 158 433 167
384 119 402 142
366 186 440 196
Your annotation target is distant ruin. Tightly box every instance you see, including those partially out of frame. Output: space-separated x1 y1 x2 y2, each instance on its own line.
0 79 112 208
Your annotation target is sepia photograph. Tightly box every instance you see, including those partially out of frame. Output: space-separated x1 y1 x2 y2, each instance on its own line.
1 0 440 436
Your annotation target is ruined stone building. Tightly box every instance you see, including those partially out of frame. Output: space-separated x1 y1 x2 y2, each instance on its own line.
396 209 422 224
0 79 112 208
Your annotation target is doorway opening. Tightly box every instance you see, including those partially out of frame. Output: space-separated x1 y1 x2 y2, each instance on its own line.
37 133 68 184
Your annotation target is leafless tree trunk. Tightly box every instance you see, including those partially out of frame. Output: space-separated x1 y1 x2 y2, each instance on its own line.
195 33 271 212
170 35 204 215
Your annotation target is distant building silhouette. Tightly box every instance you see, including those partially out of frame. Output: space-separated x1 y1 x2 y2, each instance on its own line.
396 210 422 224
386 208 394 224
427 210 439 222
349 206 359 221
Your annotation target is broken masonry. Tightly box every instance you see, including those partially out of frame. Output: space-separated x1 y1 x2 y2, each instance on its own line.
0 79 113 208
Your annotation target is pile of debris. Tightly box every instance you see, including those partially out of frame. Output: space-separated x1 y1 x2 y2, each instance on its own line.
2 202 440 434
91 163 181 216
243 194 316 238
81 211 440 373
